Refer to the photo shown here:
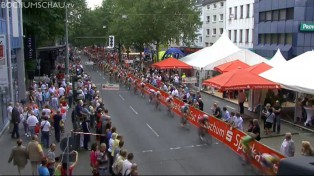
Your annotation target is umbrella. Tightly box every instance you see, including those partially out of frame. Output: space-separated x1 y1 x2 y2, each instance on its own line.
214 60 250 73
203 68 280 91
244 62 272 75
151 57 193 69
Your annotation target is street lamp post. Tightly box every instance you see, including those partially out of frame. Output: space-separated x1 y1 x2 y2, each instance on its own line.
65 2 69 76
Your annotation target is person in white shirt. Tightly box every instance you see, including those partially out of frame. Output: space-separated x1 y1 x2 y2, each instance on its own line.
42 105 52 117
48 85 55 95
27 111 39 137
58 86 65 97
122 153 134 176
41 116 51 148
7 102 13 133
234 112 244 131
222 107 231 122
280 132 295 157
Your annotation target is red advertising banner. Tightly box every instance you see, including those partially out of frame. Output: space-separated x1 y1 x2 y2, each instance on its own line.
128 74 285 174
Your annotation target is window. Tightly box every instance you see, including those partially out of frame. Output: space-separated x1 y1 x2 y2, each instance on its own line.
266 11 272 21
205 42 209 47
240 5 243 19
265 34 271 44
286 33 292 44
220 14 223 21
234 6 238 19
234 30 237 42
206 29 210 35
272 10 279 21
213 15 217 22
246 4 250 18
199 36 202 43
214 3 217 8
239 29 243 42
259 12 266 22
279 33 285 44
245 29 249 43
220 2 224 7
259 34 265 44
286 8 294 20
229 30 232 39
279 9 286 20
206 16 210 22
213 28 217 35
272 34 278 44
229 8 232 19
207 4 210 9
219 28 223 34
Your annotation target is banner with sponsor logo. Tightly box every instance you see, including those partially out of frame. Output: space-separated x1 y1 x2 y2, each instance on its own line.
128 73 285 173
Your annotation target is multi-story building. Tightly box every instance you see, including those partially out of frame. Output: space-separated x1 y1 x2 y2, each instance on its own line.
253 0 314 60
202 0 226 47
225 0 255 49
194 0 204 47
0 1 25 134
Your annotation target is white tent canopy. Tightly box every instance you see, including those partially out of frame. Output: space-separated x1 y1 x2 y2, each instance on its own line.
180 32 241 70
260 50 314 94
213 49 268 68
267 49 287 68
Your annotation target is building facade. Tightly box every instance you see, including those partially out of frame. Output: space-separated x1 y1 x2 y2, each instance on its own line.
225 0 255 49
253 0 314 59
202 0 226 47
194 0 204 47
0 0 25 134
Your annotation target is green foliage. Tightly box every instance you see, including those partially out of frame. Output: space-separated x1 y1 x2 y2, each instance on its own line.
24 59 36 71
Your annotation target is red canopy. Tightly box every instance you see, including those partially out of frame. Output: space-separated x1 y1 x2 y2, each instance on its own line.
203 68 280 90
214 60 250 73
244 62 272 75
151 57 193 69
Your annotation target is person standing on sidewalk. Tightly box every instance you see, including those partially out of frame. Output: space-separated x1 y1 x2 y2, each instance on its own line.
8 139 29 175
7 102 13 133
27 111 39 137
11 103 21 139
280 132 295 157
238 90 246 115
28 135 44 176
41 116 51 148
47 144 56 176
53 110 62 143
273 100 282 134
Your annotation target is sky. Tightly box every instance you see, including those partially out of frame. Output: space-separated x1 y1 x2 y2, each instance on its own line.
86 0 103 9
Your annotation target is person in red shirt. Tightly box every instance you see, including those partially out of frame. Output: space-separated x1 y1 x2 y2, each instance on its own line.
61 151 78 176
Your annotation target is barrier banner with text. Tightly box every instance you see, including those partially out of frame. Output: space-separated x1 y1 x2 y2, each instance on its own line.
128 74 285 173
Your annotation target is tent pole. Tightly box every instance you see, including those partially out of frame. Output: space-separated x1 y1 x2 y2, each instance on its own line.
294 91 299 123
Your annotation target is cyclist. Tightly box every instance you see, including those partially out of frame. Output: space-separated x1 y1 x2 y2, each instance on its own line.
127 77 132 90
180 103 190 127
166 96 174 115
149 89 155 103
241 135 255 165
198 114 209 141
140 81 145 97
154 91 161 109
259 153 280 175
133 79 138 94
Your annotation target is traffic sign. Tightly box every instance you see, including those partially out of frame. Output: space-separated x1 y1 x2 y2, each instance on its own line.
102 83 119 90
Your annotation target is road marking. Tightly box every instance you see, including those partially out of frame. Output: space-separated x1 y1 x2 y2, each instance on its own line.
226 105 236 110
119 94 125 101
142 150 153 153
146 123 159 137
170 147 181 150
130 106 138 115
183 145 195 148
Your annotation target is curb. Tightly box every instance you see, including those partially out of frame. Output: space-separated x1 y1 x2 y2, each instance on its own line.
201 90 314 134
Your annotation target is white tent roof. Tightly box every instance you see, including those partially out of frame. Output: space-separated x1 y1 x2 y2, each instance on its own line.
260 50 314 94
180 32 241 70
267 49 287 68
212 49 268 68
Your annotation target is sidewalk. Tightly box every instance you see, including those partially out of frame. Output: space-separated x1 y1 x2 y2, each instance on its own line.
200 90 314 156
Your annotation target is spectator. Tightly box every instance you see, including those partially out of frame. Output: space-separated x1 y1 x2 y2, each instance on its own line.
53 109 62 142
60 150 78 176
273 100 281 134
265 108 275 135
112 149 127 176
96 143 108 176
27 111 39 137
212 103 222 119
301 141 314 156
47 144 56 176
247 120 253 133
7 102 13 133
249 119 261 141
11 103 21 139
222 107 231 122
238 90 246 115
28 135 44 176
261 103 271 130
41 115 51 148
90 143 99 175
233 112 243 131
280 133 295 157
8 139 28 175
122 153 134 176
38 157 50 176
198 98 204 111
